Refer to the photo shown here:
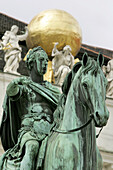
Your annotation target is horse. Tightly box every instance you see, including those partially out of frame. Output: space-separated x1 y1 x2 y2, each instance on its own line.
43 53 109 170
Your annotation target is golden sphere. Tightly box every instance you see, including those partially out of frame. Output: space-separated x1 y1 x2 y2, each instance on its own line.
26 9 82 58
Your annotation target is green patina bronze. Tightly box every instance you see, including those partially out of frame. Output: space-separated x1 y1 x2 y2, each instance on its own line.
0 50 109 170
0 46 61 169
43 53 109 170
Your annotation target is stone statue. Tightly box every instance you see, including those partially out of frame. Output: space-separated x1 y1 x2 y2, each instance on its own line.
0 25 28 75
52 42 74 86
103 59 113 98
0 47 60 169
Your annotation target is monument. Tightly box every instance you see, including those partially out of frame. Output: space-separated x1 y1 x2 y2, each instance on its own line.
0 9 110 170
0 50 109 169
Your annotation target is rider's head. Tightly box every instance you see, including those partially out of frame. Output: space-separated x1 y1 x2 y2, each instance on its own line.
26 46 48 75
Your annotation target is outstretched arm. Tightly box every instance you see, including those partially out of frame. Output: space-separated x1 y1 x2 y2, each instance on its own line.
6 77 28 100
52 42 60 56
6 79 22 101
17 26 28 41
0 77 28 151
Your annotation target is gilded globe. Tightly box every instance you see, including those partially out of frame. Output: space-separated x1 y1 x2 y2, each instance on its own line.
26 9 82 58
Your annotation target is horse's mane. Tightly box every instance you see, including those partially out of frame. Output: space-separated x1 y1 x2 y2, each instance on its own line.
54 56 106 127
62 56 106 98
80 57 107 86
81 57 99 76
62 62 82 95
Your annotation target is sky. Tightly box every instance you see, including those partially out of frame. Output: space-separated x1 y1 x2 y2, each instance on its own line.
0 0 113 51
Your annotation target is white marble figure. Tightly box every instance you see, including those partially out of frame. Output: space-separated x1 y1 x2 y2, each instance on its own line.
103 59 113 98
52 42 74 86
0 25 28 75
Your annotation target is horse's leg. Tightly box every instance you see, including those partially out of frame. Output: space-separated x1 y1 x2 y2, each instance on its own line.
44 134 79 170
20 140 39 170
96 146 103 170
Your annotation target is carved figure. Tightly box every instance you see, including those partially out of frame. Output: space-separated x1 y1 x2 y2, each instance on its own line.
52 42 74 86
0 47 60 169
103 59 113 97
0 25 28 75
44 53 109 170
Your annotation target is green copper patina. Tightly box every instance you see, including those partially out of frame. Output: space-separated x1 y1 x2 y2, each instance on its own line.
44 53 109 170
0 51 109 170
0 46 61 169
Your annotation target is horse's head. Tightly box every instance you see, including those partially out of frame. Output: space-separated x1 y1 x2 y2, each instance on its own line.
76 53 109 127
